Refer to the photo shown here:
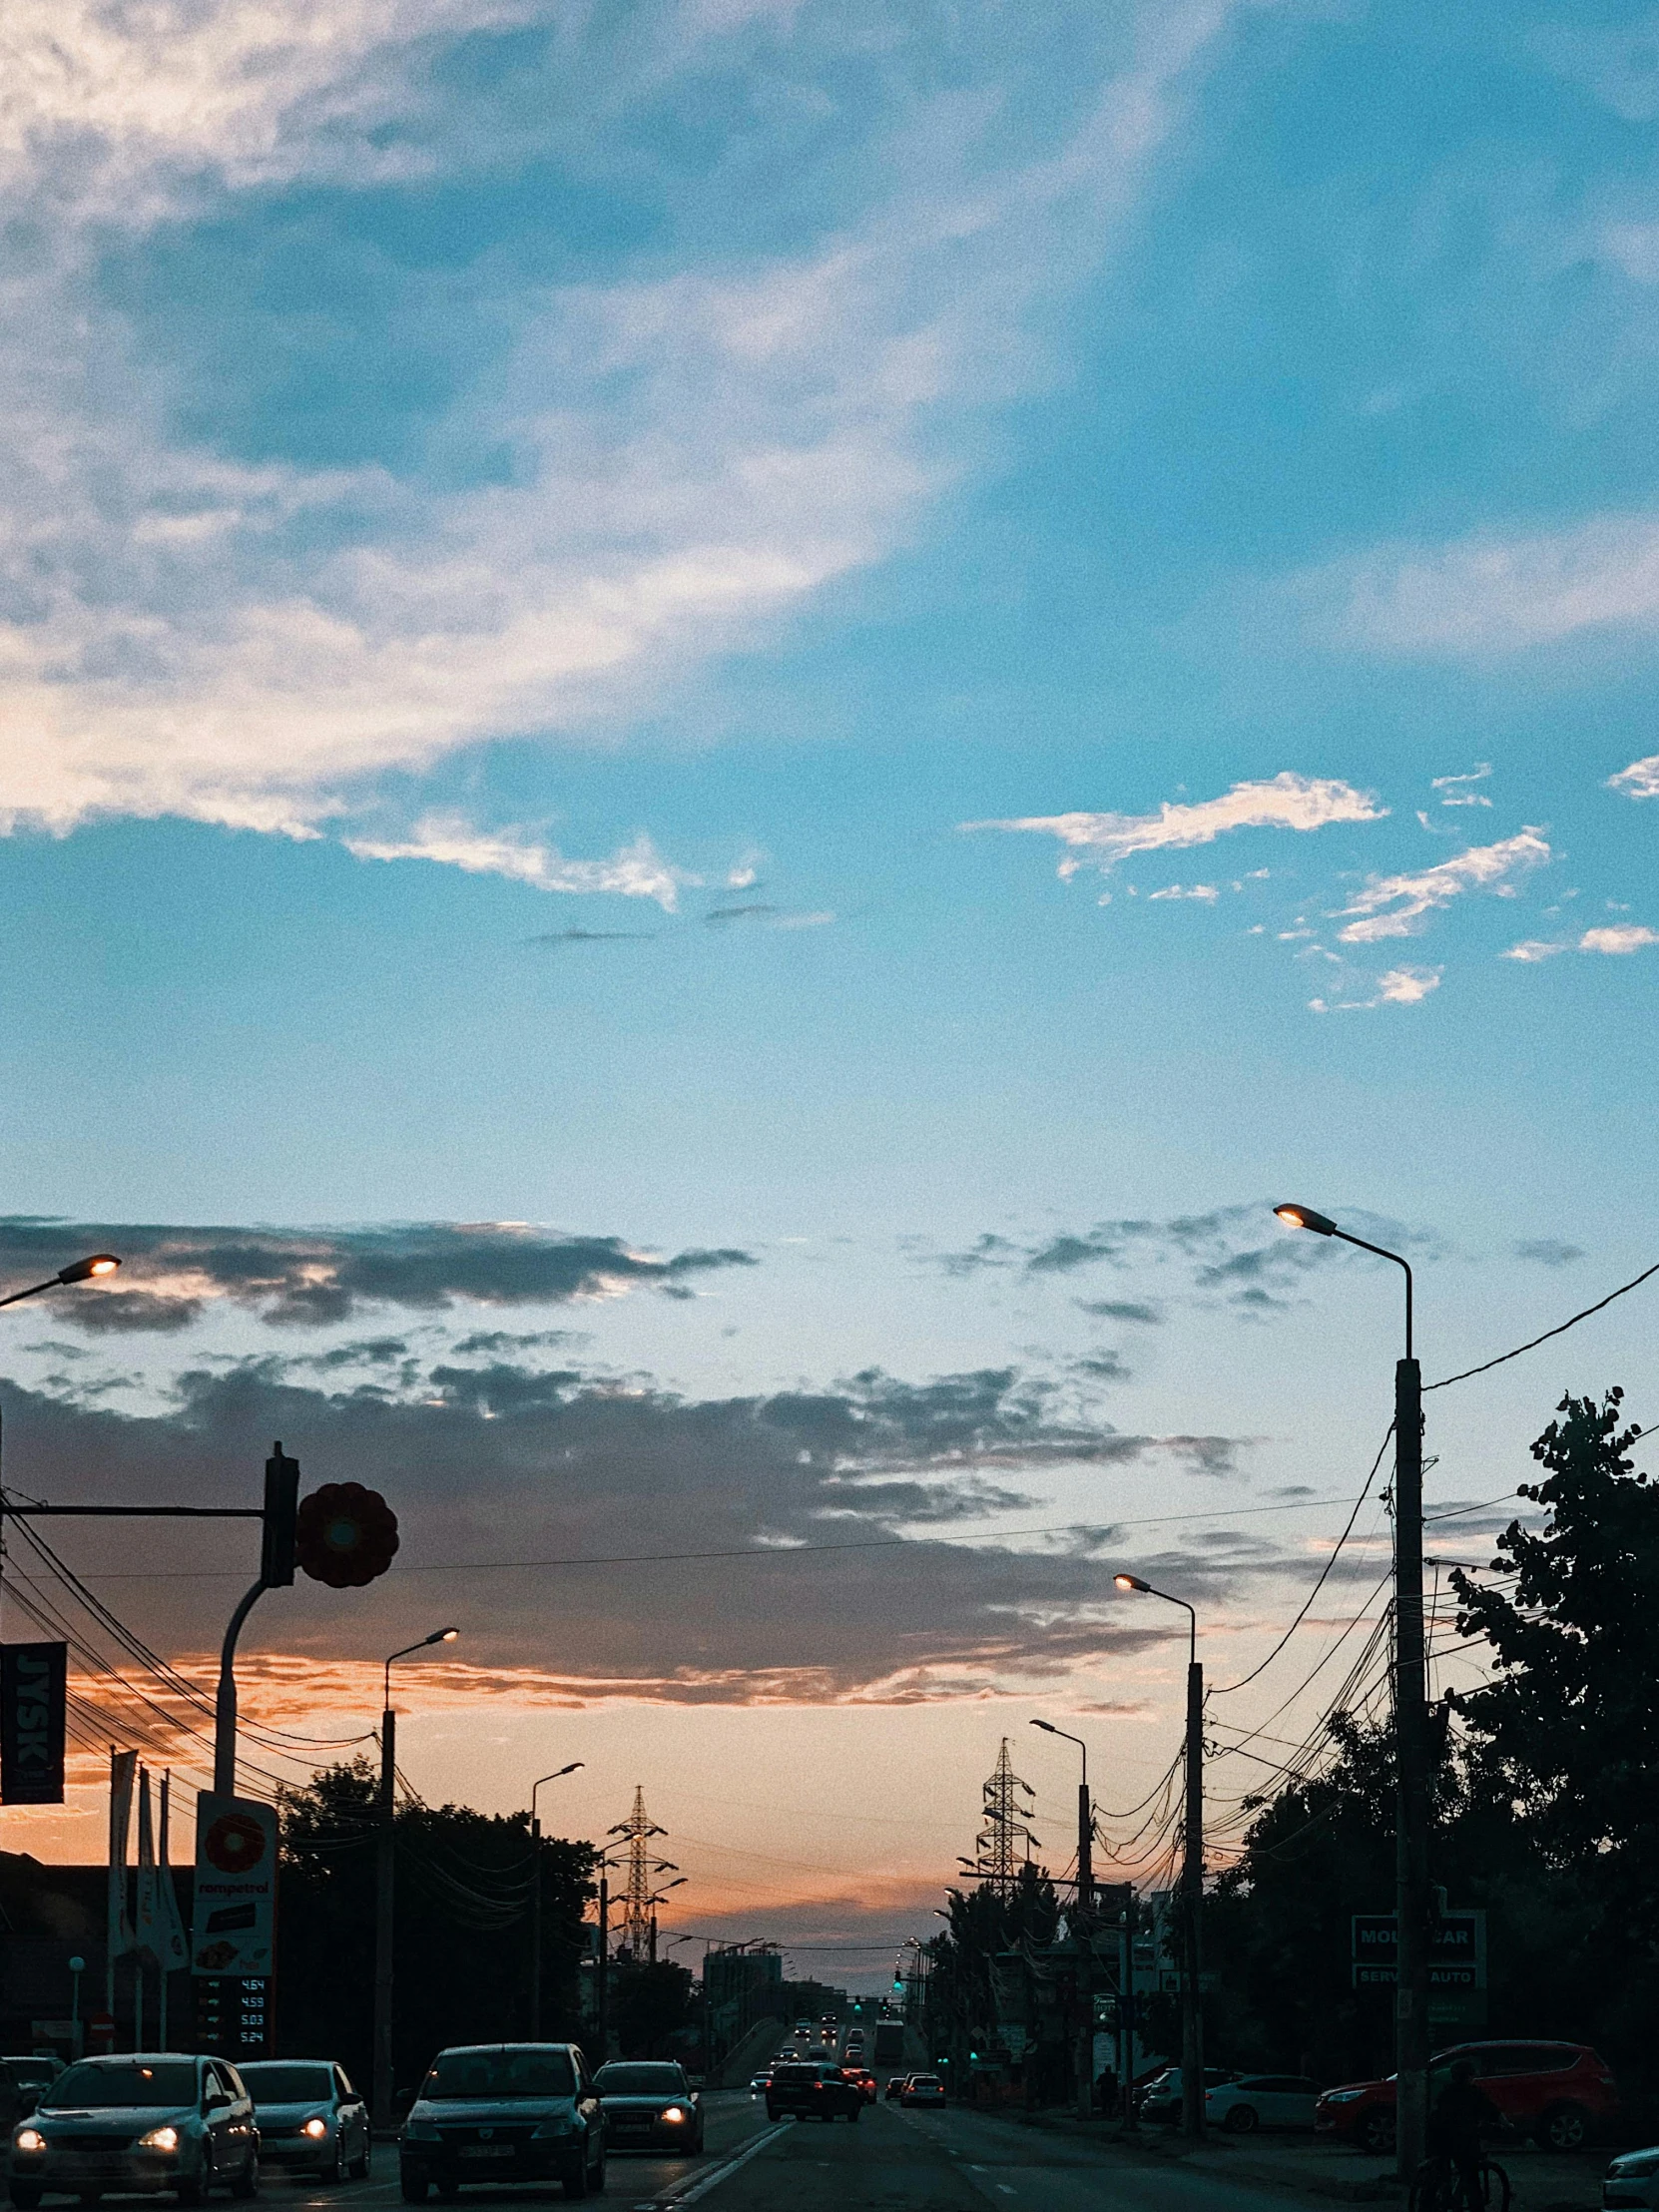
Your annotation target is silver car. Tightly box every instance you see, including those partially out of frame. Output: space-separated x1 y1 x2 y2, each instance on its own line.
237 2061 370 2182
10 2053 259 2206
1605 2147 1659 2209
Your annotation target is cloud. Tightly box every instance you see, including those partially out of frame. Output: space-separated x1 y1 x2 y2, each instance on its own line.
966 772 1385 875
1431 764 1492 809
1306 516 1659 655
1513 1240 1583 1268
1530 20 1659 123
1147 882 1221 901
1309 966 1441 1012
0 1 1246 858
1609 757 1659 800
344 822 689 907
1333 830 1550 943
1074 1300 1163 1325
0 1218 757 1331
0 1357 1263 1702
1502 939 1566 962
525 928 658 948
1578 923 1659 954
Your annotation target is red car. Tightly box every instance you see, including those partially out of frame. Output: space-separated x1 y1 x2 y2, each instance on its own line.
1315 2041 1618 2154
845 2069 878 2104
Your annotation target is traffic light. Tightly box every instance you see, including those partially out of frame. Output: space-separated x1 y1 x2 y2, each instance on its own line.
261 1444 300 1588
294 1482 399 1588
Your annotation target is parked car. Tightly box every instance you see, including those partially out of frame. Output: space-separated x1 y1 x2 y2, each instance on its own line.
1315 2042 1619 2156
883 2077 906 2102
765 2064 863 2124
398 2042 604 2201
1205 2075 1321 2133
593 2061 703 2155
1605 2146 1659 2209
9 2053 259 2206
899 2075 947 2110
238 2059 370 2182
0 2063 59 2116
1136 2066 1239 2124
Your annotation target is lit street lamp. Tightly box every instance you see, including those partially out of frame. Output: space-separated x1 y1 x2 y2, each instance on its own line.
1274 1201 1426 2180
1114 1573 1204 2142
0 1255 120 1311
374 1629 459 2128
528 1763 585 2036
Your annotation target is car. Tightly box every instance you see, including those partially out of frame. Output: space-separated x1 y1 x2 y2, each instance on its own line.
1315 2042 1619 2156
749 2072 773 2095
899 2075 947 2109
1135 2066 1239 2125
238 2059 370 2182
9 2052 259 2207
844 2070 878 2104
883 2078 906 2102
398 2042 604 2202
765 2064 863 2124
1606 2147 1659 2209
1 2062 60 2115
1205 2075 1321 2134
593 2060 703 2155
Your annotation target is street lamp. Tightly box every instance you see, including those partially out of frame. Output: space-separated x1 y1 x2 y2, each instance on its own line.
0 1255 121 1311
646 1878 686 1967
1029 1720 1093 1907
373 1629 460 2128
1274 1201 1426 2179
1114 1574 1204 2142
528 1764 585 2038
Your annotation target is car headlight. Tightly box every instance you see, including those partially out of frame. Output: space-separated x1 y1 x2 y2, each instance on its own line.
532 2120 575 2140
303 2119 329 2139
1611 2157 1659 2179
139 2127 180 2153
662 2107 687 2124
402 2122 440 2143
1322 2090 1364 2105
15 2129 45 2154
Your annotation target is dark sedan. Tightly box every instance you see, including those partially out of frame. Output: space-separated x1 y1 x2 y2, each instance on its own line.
9 2053 258 2206
398 2044 604 2202
593 2061 703 2154
766 2064 862 2124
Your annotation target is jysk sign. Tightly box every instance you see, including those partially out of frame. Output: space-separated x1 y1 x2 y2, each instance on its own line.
1 1642 67 1804
1352 1911 1485 1989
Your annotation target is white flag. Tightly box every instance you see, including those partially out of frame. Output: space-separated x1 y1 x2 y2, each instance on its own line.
134 1768 160 1965
156 1771 190 1970
108 1749 138 1961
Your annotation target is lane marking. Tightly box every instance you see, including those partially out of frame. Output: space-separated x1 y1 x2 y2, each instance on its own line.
646 2119 792 2207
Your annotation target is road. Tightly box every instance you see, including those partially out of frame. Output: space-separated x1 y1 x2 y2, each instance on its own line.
245 2095 1326 2212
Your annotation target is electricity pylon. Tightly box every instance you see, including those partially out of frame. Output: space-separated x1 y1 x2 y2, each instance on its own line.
608 1787 674 1962
974 1738 1039 1894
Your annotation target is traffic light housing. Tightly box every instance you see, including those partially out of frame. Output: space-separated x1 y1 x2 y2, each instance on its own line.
294 1482 399 1588
261 1444 300 1588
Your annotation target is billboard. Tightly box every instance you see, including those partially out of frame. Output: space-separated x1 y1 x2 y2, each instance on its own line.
0 1642 67 1804
191 1794 278 1978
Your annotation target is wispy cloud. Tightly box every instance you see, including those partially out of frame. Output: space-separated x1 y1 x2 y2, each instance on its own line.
967 772 1385 876
1431 764 1492 809
1147 882 1221 901
345 820 689 907
1578 922 1659 954
1304 516 1659 655
1309 965 1441 1013
1502 938 1566 962
1333 830 1549 943
1609 756 1659 800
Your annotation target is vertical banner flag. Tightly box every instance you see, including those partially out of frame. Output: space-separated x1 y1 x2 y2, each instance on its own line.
156 1771 190 1969
191 1793 277 1977
108 1749 138 1978
0 1641 67 1804
134 1768 159 1964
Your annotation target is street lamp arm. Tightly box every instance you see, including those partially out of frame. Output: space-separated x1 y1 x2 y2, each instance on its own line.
1329 1230 1414 1360
0 1255 122 1311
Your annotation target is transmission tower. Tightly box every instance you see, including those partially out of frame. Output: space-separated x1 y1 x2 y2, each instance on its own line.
974 1737 1039 1894
607 1786 672 1963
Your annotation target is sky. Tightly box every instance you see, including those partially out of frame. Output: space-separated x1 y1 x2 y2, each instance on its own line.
2 0 1658 1988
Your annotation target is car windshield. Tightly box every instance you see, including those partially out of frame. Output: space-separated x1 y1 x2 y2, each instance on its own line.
594 2066 683 2097
47 2062 198 2109
422 2051 575 2101
238 2065 334 2103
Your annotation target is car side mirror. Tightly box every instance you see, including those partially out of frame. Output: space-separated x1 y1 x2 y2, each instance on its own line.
206 2091 232 2110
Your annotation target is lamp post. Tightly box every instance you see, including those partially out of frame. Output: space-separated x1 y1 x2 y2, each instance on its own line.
1032 1718 1097 2123
645 1878 686 1969
1274 1202 1426 2181
0 1255 121 1312
1114 1574 1204 2142
69 1955 85 2059
528 1764 584 2038
373 1629 458 2129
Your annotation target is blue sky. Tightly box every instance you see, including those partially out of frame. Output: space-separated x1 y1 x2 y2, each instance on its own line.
3 0 1659 1970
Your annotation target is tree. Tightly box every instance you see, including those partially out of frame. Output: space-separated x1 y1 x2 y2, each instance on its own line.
277 1762 594 2090
607 1958 693 2058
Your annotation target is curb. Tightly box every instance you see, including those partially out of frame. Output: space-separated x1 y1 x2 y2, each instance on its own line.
998 2111 1403 2202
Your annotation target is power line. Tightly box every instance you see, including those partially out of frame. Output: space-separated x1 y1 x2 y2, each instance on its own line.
1426 1256 1659 1391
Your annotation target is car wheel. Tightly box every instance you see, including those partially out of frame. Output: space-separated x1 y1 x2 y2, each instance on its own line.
230 2153 260 2201
348 2139 370 2183
1225 2106 1259 2134
1538 2104 1588 2152
324 2141 345 2186
176 2167 206 2208
398 2172 428 2204
1358 2113 1395 2156
9 2187 42 2209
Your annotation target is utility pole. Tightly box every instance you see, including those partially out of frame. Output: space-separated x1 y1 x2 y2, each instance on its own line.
528 1766 583 2039
374 1629 459 2129
596 1868 610 2061
1394 1348 1429 2180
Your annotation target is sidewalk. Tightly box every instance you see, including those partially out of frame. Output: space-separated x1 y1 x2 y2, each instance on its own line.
1008 2113 1609 2212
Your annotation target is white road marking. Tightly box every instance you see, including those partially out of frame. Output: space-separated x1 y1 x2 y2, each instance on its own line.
656 2118 792 2206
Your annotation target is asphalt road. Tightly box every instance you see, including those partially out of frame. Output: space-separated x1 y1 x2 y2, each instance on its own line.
229 2094 1325 2212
